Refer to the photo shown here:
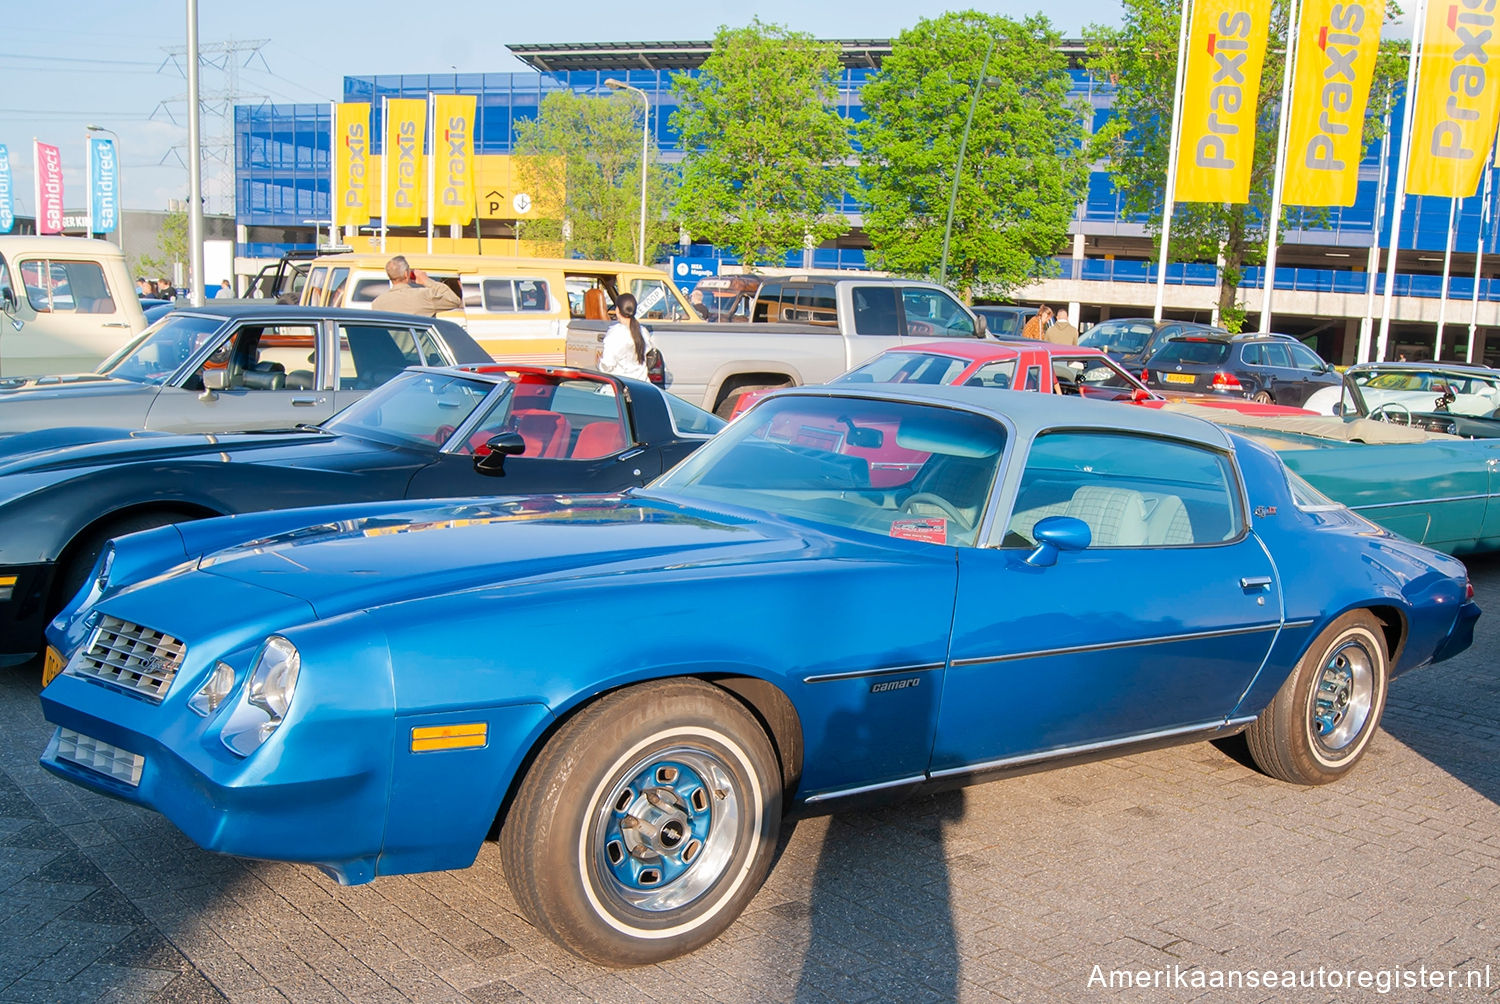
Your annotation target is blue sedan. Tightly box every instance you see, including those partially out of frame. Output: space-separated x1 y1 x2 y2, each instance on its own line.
38 386 1479 966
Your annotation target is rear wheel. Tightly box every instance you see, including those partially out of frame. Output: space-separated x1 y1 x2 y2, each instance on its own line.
1245 611 1388 785
1251 390 1275 404
501 679 782 966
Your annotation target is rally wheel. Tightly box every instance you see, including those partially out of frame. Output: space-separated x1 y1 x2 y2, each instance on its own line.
501 679 782 966
1245 611 1388 785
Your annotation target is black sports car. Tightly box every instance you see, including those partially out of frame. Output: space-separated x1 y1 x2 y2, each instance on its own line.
0 364 722 664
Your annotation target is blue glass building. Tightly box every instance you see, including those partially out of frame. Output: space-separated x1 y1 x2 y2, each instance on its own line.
233 40 1500 363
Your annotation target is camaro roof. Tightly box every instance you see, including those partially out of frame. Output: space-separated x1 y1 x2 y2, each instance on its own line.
774 381 1234 449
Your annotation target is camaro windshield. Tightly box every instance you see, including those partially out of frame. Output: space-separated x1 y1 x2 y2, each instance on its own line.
96 314 225 384
655 395 1006 546
322 370 503 448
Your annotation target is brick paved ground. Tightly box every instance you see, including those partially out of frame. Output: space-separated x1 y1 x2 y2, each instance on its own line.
1 556 1497 1002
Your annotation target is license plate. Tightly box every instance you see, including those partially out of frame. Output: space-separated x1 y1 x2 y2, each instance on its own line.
42 646 65 687
1163 373 1196 385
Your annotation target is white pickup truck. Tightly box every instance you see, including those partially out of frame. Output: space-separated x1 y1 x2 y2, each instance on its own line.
565 274 988 415
0 236 147 376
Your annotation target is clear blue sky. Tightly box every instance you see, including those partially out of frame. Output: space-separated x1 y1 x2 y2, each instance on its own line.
1 1 1133 217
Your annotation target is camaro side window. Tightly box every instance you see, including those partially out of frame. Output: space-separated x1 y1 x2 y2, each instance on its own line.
1004 431 1241 548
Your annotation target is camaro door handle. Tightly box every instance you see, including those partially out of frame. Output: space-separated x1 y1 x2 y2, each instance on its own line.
291 396 326 407
1240 575 1273 591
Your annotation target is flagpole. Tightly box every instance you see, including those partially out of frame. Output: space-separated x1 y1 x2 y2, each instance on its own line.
1468 154 1494 363
329 101 337 247
1434 196 1458 358
84 133 94 237
380 96 389 253
1154 0 1194 324
1260 0 1303 333
1378 2 1429 362
425 92 435 254
1358 111 1393 362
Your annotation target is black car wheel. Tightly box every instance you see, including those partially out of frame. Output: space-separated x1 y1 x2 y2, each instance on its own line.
501 678 782 966
1245 611 1388 785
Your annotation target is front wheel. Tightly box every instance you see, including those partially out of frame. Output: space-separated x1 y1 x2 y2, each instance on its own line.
501 679 782 966
1245 611 1388 785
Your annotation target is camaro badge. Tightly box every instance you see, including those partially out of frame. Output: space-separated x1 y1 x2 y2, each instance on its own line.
870 677 920 694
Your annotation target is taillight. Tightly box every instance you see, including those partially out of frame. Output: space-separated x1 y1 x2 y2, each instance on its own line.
1140 369 1151 383
1211 371 1242 390
1467 579 1475 601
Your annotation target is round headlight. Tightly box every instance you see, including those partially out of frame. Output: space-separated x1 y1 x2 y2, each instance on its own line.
250 636 300 719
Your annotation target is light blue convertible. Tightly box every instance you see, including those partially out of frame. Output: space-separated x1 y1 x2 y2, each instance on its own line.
39 386 1478 965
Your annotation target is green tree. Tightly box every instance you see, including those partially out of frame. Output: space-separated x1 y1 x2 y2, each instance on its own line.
671 19 852 267
137 207 187 281
1087 0 1405 329
859 11 1090 302
513 90 676 263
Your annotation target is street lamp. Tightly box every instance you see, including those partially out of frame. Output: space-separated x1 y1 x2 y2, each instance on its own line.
605 78 650 266
85 124 123 251
939 37 998 289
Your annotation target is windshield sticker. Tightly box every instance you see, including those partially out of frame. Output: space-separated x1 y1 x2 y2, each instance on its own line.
890 517 947 544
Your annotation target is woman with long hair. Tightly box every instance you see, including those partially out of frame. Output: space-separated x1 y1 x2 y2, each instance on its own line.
597 292 655 381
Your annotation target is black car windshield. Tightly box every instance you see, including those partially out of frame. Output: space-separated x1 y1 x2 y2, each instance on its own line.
323 370 503 448
654 395 1006 547
96 314 225 384
1080 320 1155 354
1150 339 1231 366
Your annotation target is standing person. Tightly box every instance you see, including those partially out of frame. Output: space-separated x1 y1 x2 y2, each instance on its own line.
1046 308 1080 346
370 255 461 316
158 277 176 301
1021 305 1051 340
598 292 654 381
219 279 233 298
135 277 151 298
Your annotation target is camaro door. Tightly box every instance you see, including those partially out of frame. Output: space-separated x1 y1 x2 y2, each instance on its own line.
930 430 1282 774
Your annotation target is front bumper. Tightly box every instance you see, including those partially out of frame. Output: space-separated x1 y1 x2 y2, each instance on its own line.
0 562 57 667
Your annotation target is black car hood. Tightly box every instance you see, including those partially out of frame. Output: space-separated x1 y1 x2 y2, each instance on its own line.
0 426 387 477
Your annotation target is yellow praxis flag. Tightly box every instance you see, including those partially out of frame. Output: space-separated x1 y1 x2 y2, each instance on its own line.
1283 0 1383 206
431 94 477 227
1175 0 1275 203
333 103 371 227
1407 0 1500 198
384 98 427 227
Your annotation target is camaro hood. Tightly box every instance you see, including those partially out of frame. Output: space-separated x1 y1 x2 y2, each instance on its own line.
191 495 815 618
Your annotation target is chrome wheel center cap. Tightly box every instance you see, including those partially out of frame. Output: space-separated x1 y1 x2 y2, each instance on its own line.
620 788 692 860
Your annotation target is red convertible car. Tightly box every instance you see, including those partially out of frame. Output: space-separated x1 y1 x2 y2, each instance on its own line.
731 341 1313 418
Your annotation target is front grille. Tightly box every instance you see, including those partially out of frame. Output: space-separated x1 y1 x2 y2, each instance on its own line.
55 728 144 786
70 615 186 702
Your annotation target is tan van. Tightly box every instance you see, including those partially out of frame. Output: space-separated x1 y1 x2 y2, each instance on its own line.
299 253 697 363
0 236 147 376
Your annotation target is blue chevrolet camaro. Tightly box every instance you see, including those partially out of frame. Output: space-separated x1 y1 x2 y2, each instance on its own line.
38 386 1479 966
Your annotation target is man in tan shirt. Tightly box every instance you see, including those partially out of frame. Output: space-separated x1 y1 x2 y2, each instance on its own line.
370 256 461 316
1045 307 1080 346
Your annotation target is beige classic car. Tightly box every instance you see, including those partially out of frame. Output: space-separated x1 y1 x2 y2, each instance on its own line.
0 236 147 376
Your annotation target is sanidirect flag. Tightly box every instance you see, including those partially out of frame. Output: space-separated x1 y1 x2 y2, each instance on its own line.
33 140 64 234
432 94 477 227
383 98 426 226
1406 0 1500 197
0 145 13 234
88 136 119 233
334 102 371 227
1174 0 1274 203
1283 0 1383 206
